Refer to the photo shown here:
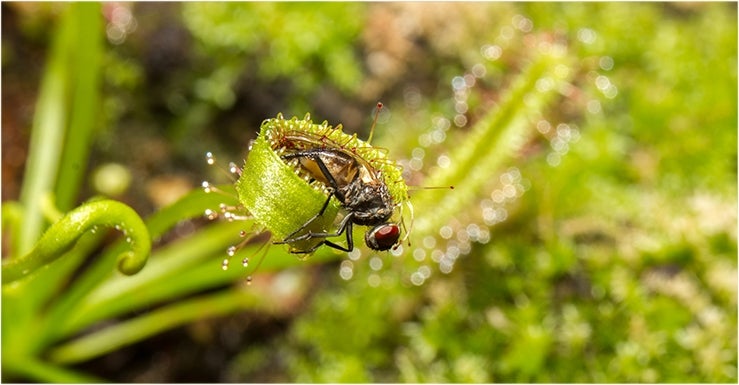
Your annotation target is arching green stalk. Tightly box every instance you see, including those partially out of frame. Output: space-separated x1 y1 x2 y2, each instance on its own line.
48 290 274 365
2 199 151 284
14 3 103 256
412 46 576 238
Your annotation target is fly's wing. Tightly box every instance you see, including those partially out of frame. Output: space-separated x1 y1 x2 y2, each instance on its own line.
280 130 382 186
291 150 356 187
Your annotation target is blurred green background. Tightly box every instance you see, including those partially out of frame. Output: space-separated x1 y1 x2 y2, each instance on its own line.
2 2 736 382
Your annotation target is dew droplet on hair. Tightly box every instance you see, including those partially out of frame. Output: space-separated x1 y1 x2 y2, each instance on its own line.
222 259 230 270
242 257 249 267
227 246 237 257
228 162 242 176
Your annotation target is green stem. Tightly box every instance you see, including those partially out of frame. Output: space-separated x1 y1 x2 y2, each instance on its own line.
64 224 341 335
17 4 76 255
146 183 240 239
1 201 24 255
412 47 575 237
48 290 273 365
61 220 251 334
2 356 105 383
37 186 239 345
2 199 151 284
55 2 104 212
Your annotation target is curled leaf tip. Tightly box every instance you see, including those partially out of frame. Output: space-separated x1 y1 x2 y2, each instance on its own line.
2 199 151 284
117 250 145 275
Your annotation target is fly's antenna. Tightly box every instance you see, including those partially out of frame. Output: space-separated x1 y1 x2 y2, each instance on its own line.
408 185 455 191
366 102 383 145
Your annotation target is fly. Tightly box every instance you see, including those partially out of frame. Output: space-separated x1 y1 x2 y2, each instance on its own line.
273 103 402 253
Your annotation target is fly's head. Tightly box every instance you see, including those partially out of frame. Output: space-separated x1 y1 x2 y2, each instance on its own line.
365 222 401 251
341 179 401 251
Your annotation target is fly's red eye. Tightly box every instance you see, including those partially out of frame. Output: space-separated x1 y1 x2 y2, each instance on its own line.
365 223 400 251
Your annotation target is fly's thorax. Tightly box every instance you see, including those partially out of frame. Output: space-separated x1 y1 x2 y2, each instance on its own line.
340 179 395 226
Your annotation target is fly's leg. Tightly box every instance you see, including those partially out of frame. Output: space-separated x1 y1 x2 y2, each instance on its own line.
277 150 357 252
286 232 354 254
277 213 355 254
274 191 336 244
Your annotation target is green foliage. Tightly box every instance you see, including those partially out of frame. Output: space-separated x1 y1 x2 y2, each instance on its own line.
2 4 344 381
182 2 366 112
2 199 150 284
270 3 737 383
2 2 736 383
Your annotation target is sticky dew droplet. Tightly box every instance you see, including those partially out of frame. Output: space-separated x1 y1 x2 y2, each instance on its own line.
206 151 216 165
339 260 354 280
347 248 362 261
228 162 240 175
419 265 432 279
242 258 249 267
227 246 237 257
369 256 383 271
246 276 253 285
367 273 381 287
222 259 229 270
